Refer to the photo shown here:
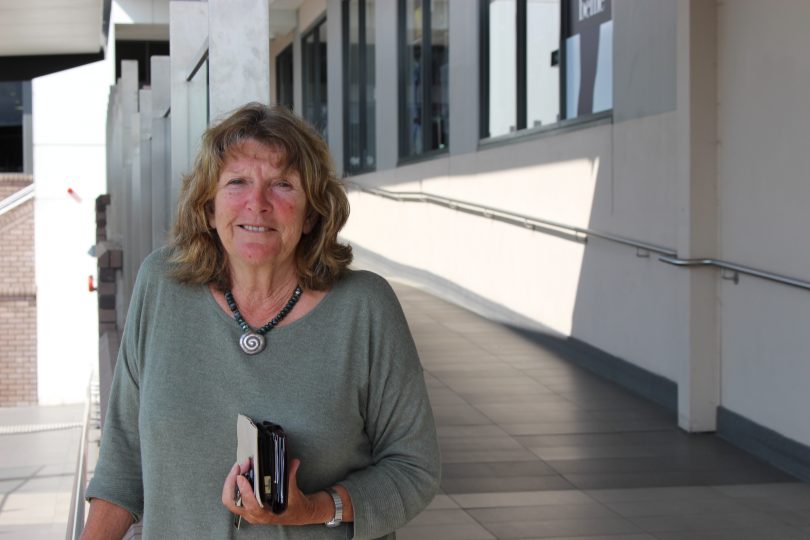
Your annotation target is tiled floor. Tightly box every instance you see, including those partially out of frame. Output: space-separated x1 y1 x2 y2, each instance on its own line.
0 404 84 540
3 281 810 539
390 280 810 540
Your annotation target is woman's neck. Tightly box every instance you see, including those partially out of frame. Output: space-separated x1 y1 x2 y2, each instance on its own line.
227 263 300 321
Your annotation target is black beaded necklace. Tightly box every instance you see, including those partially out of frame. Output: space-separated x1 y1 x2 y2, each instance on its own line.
224 285 303 355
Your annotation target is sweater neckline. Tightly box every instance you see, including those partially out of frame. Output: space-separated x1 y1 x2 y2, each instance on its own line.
203 274 340 335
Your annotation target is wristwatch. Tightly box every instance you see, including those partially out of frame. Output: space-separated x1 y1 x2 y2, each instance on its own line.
324 487 343 528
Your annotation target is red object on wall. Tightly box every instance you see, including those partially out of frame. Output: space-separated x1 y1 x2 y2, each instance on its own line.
88 275 97 292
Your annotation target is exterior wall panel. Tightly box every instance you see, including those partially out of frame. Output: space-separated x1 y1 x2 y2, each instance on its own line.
717 0 810 446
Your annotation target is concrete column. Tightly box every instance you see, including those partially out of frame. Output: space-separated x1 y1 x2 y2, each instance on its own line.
326 0 343 176
675 0 719 432
170 1 208 216
120 60 139 312
150 56 171 250
375 0 398 171
138 87 154 264
448 1 479 156
208 0 270 120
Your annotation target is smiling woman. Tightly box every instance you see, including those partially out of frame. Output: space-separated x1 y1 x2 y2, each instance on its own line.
81 103 440 540
209 140 313 276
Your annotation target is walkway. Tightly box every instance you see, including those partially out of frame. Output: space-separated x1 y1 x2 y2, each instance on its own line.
390 280 810 540
3 282 810 539
0 403 83 540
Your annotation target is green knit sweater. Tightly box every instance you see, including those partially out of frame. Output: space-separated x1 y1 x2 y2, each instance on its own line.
86 249 440 539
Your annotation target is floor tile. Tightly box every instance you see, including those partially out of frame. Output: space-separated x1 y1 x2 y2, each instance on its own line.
441 475 575 494
467 502 619 523
396 523 496 540
481 516 642 539
451 490 595 509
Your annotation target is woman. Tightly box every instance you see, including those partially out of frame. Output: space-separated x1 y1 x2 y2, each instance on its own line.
82 103 440 539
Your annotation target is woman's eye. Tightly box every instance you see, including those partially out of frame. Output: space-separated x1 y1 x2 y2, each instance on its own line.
226 178 245 186
275 179 292 189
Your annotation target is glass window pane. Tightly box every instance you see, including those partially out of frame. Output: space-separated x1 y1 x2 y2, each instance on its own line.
404 0 423 156
346 0 376 173
303 31 317 124
564 0 612 118
318 22 328 140
302 20 328 140
347 0 361 170
275 46 293 110
365 0 376 169
430 0 449 150
488 0 517 137
526 0 560 127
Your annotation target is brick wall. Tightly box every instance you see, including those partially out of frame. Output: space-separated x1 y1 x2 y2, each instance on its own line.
0 174 37 406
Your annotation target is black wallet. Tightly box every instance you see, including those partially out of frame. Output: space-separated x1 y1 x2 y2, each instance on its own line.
236 414 289 514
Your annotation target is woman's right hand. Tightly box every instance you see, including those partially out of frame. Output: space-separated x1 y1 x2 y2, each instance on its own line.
221 458 337 527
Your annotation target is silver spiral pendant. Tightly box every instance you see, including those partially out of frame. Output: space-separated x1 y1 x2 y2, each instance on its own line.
239 332 266 355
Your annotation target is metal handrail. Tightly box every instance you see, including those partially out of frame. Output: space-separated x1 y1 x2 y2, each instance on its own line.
66 377 93 540
347 182 810 292
347 182 677 257
0 184 34 216
659 256 810 292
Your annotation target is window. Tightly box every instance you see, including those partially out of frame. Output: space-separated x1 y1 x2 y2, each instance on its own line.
0 82 23 172
302 18 328 140
275 45 294 110
563 0 612 118
480 0 612 139
115 40 170 87
343 0 376 174
399 0 449 159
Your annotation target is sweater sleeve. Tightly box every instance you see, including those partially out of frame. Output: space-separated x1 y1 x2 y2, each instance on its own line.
339 278 441 539
84 255 155 520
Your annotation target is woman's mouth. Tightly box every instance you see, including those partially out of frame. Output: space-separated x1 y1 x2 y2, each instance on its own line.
240 225 270 232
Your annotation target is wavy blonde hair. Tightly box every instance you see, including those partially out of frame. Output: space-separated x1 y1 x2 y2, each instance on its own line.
168 102 352 290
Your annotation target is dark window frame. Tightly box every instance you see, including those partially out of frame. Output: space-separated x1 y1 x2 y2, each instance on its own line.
342 0 376 174
397 0 449 162
302 16 328 139
275 44 294 110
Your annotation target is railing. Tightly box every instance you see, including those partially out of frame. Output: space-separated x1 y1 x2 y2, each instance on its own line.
347 182 810 292
0 184 34 216
65 376 95 540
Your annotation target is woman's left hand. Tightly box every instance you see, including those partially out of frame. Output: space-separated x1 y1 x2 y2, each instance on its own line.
221 458 330 526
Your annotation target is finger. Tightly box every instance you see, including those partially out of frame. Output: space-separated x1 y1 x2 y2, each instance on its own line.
289 458 301 478
236 472 262 513
221 462 240 508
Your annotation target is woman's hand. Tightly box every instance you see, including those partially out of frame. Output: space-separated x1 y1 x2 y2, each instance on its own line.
221 458 335 526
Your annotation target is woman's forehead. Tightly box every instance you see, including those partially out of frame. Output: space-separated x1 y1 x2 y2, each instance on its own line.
224 138 287 166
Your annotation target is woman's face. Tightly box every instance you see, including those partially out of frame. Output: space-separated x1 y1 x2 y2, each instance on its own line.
208 139 313 274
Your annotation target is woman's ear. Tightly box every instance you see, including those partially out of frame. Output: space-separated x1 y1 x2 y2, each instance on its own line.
205 202 216 229
303 211 317 234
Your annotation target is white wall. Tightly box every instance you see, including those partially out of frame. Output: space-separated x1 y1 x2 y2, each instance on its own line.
33 58 111 404
33 0 167 404
717 1 810 446
344 114 685 385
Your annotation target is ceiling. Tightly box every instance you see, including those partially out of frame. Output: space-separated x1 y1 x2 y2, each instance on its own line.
0 0 304 81
0 0 109 57
0 0 110 81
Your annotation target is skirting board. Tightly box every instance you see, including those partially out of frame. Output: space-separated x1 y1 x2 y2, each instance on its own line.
717 406 810 483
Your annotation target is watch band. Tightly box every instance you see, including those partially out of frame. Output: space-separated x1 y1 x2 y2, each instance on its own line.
324 487 343 528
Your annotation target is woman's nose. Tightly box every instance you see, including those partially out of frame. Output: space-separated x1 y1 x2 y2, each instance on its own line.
246 184 271 211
